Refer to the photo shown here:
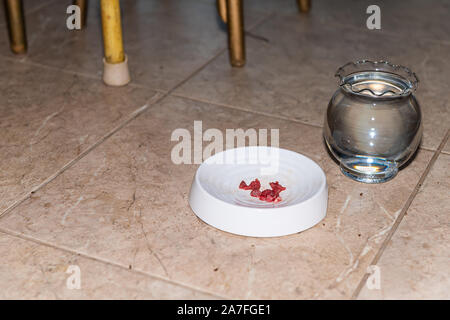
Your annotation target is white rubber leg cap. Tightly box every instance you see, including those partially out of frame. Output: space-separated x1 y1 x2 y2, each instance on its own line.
102 54 131 86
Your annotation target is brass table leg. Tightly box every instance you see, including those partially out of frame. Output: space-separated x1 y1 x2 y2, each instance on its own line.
217 0 227 23
226 0 245 67
100 0 130 86
101 0 124 64
4 0 27 54
73 0 88 28
297 0 311 13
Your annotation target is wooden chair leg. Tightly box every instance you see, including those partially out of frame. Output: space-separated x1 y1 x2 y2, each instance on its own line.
4 0 27 54
297 0 311 13
100 0 130 86
73 0 88 28
226 0 245 67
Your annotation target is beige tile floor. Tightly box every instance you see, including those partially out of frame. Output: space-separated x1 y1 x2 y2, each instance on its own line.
0 0 448 299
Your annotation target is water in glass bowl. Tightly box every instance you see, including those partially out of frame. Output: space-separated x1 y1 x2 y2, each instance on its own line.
324 66 422 183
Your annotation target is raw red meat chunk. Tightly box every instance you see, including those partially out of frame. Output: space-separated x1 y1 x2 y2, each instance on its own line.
269 181 286 193
239 179 260 191
239 179 286 203
250 189 261 197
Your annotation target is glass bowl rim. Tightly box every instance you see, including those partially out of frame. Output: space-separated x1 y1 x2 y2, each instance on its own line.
335 60 419 98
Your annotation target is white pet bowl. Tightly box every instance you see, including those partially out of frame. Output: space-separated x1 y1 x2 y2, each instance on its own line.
189 147 328 237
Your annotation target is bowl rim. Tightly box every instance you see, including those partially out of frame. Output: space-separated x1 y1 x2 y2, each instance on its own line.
194 146 328 213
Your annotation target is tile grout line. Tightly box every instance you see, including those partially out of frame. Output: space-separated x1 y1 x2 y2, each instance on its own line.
0 92 165 220
0 55 103 81
201 0 450 46
171 92 446 155
0 227 228 300
0 10 275 93
350 128 449 300
0 9 278 298
332 20 450 47
0 24 231 219
171 92 324 129
0 2 442 219
0 55 168 93
1 19 441 220
165 12 275 95
167 48 225 94
420 146 439 153
0 6 446 299
0 10 275 219
246 11 277 33
3 45 447 155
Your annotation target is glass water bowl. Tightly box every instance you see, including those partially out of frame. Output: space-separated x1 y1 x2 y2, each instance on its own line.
323 60 422 183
